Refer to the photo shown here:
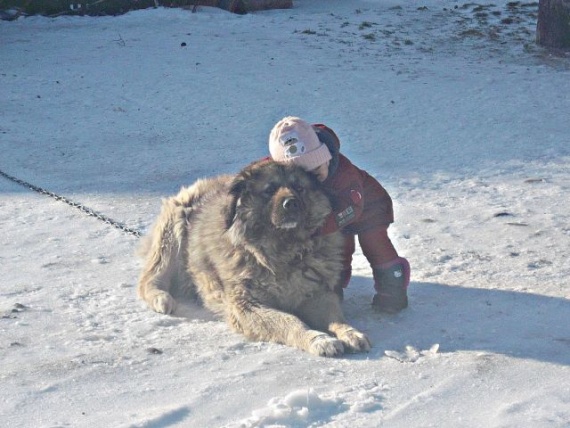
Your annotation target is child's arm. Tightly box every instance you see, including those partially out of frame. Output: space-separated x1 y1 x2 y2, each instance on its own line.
319 186 364 235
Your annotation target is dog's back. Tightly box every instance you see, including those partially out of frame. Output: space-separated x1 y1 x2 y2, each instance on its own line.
137 175 232 314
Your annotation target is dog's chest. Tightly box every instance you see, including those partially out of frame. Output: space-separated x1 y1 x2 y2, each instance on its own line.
260 253 330 307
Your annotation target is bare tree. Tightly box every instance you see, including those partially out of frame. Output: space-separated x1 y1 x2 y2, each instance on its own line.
536 0 570 48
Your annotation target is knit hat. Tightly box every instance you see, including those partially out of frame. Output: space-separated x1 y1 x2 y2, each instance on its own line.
269 116 332 171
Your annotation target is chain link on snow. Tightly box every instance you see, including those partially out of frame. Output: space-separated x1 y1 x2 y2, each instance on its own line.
0 168 142 238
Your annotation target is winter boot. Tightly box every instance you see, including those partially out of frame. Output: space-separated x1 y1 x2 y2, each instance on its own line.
371 257 410 313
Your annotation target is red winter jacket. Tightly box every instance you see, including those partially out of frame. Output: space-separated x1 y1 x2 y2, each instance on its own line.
312 124 394 236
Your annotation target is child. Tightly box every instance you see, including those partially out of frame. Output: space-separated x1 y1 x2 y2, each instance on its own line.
268 116 410 313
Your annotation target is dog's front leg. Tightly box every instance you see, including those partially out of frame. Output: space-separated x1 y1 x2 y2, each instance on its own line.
226 302 345 357
297 293 371 353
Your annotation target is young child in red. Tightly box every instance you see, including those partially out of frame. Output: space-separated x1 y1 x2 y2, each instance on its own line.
268 116 410 313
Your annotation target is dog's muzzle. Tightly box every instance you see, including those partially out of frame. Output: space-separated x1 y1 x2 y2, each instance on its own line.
274 194 302 229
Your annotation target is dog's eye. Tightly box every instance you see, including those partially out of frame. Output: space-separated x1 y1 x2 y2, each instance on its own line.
291 183 305 194
262 184 278 197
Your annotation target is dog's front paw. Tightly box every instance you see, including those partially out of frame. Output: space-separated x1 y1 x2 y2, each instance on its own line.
149 291 176 315
337 328 371 353
308 333 345 357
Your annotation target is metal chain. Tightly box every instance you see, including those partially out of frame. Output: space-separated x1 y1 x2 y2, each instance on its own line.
0 168 142 238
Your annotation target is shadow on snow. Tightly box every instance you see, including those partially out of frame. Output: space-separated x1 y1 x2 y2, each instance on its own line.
344 277 570 366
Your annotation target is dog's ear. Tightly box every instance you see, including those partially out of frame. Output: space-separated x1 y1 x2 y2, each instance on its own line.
224 173 247 229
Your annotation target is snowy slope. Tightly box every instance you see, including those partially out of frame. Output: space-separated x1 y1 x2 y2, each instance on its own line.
1 1 569 427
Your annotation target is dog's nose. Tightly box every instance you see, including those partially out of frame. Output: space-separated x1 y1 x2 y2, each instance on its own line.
282 197 299 211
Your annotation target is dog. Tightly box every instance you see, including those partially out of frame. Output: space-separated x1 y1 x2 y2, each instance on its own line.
137 160 371 357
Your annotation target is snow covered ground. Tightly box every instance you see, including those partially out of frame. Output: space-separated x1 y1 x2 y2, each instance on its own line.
1 1 569 426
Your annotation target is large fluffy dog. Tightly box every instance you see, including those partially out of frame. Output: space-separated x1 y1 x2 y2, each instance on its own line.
137 160 370 357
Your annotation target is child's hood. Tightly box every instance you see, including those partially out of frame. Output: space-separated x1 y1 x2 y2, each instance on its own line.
313 124 341 176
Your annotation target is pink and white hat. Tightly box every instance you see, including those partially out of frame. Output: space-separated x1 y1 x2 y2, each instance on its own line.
268 116 332 171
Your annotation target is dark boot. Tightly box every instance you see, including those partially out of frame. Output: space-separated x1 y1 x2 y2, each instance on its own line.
372 258 410 313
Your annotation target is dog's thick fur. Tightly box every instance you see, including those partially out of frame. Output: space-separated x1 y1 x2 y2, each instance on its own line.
137 160 370 357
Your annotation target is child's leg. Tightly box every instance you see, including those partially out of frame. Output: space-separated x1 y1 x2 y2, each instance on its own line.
358 225 398 265
335 234 355 300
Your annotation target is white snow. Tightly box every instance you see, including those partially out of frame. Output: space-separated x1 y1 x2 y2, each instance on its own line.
1 1 569 427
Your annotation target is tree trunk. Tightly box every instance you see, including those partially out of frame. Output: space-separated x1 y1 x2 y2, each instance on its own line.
536 0 570 48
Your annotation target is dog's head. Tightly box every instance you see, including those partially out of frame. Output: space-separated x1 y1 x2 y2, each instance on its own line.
224 160 332 243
